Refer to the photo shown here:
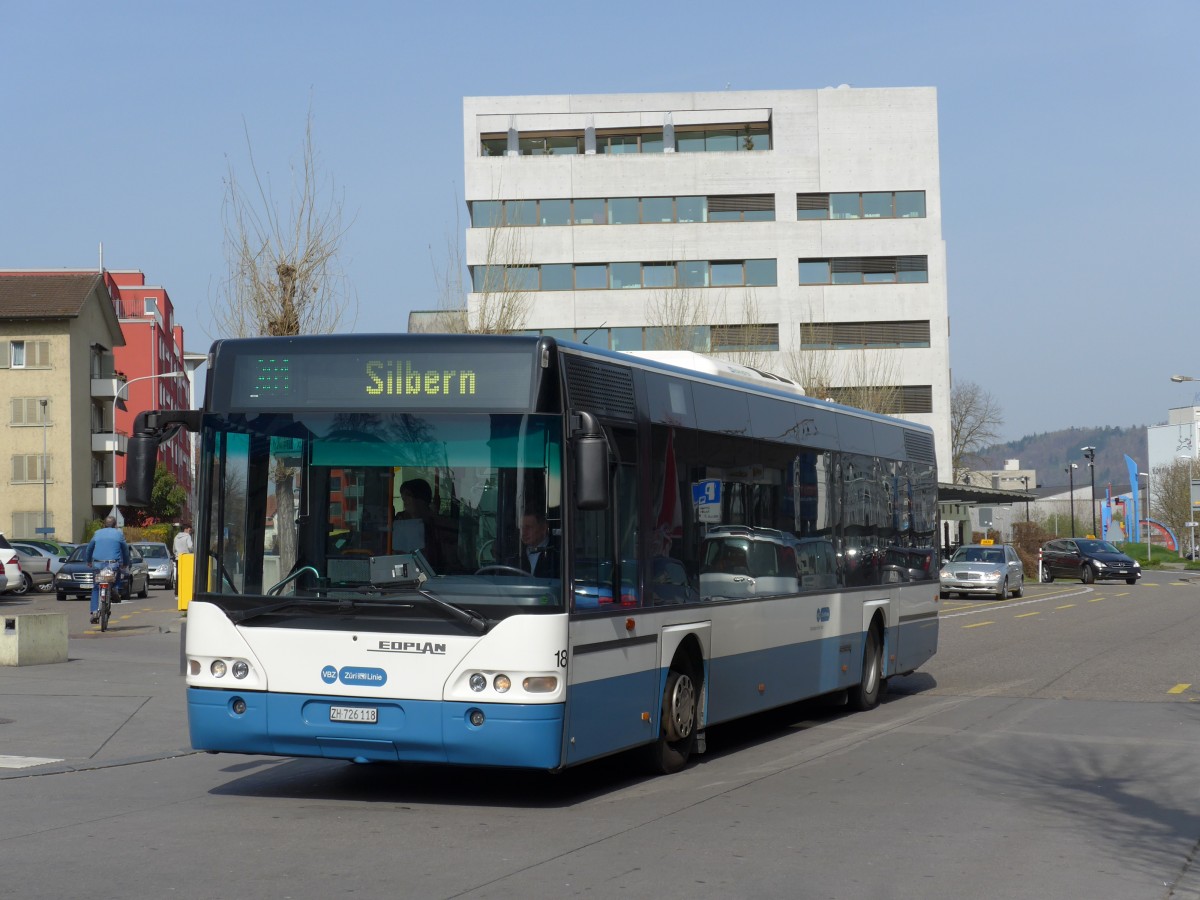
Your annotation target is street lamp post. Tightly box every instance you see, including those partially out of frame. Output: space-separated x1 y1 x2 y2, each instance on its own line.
111 371 188 524
1021 475 1030 522
1082 446 1096 537
1066 464 1078 537
40 398 48 536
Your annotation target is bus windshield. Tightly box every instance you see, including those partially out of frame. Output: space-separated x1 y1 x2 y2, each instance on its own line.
202 411 564 612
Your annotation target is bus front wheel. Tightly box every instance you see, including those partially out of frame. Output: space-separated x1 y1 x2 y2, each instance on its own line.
647 663 698 774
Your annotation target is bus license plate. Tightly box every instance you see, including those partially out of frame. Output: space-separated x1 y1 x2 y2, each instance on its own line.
330 706 377 724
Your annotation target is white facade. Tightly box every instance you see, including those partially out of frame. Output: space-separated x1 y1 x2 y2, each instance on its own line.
463 88 951 479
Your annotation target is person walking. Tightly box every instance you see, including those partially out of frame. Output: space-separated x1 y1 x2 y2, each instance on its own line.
173 524 194 558
85 515 130 625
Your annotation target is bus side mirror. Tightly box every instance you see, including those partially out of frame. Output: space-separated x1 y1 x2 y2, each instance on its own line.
125 435 159 506
125 409 203 507
572 411 610 510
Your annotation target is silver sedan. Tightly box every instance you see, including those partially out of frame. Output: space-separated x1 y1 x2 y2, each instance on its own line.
939 544 1024 600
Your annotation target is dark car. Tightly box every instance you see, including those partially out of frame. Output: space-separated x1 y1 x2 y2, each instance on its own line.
1041 538 1141 585
882 546 938 583
55 545 150 602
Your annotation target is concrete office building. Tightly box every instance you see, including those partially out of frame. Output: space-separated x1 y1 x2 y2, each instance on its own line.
461 87 951 479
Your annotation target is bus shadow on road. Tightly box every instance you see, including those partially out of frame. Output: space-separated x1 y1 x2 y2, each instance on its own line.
209 673 941 808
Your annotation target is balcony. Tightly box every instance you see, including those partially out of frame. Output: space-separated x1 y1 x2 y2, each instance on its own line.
92 485 125 508
91 376 126 400
92 431 127 455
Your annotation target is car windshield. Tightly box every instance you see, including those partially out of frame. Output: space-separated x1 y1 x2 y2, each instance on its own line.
135 544 170 559
1077 540 1120 554
201 411 565 614
952 547 1004 564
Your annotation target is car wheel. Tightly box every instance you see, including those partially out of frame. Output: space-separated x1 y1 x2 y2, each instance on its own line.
11 573 30 595
138 579 148 599
1126 577 1137 585
1013 580 1023 598
939 590 950 600
1081 565 1095 585
1042 567 1054 583
996 577 1007 600
36 579 53 592
56 592 67 602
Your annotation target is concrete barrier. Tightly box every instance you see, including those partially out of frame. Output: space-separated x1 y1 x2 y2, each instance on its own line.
0 613 69 666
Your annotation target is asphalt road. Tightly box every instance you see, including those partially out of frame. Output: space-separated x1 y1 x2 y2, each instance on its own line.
2 574 1199 899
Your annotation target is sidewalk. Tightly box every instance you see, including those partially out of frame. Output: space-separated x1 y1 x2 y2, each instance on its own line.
0 591 194 778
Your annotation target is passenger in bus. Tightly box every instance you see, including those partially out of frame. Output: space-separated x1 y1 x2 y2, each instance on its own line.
395 478 442 569
517 509 559 577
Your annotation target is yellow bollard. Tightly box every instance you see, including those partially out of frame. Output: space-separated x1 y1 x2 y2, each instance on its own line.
177 553 194 611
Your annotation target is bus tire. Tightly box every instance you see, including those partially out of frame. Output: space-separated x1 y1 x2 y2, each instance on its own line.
849 624 883 712
647 661 699 775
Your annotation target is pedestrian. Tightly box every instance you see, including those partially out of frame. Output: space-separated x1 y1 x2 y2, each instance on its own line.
85 515 130 625
173 524 194 558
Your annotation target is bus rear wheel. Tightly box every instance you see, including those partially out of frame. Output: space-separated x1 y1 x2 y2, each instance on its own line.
647 663 698 774
849 625 884 711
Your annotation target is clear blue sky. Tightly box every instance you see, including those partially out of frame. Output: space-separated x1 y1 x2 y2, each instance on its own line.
3 0 1197 443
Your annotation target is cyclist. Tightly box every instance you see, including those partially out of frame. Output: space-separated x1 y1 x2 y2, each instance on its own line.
85 515 130 625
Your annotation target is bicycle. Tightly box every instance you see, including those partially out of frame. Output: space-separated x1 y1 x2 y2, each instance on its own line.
95 566 118 632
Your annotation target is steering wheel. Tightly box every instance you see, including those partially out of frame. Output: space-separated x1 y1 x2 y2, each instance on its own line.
474 564 527 577
476 539 495 568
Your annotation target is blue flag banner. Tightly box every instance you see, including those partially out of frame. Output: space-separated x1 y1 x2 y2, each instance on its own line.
1125 453 1140 540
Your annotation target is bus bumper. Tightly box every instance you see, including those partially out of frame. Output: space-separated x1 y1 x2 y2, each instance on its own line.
187 687 564 769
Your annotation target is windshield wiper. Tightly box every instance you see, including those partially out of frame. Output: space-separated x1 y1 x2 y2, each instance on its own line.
416 587 490 635
228 598 332 623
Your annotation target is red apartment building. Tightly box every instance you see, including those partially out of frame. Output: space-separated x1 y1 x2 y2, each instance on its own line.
105 270 194 502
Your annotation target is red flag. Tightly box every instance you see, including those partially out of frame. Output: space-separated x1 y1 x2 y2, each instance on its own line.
654 429 683 555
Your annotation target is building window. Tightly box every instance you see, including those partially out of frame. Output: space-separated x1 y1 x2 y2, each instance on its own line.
471 194 775 227
11 454 50 483
12 511 53 535
711 324 780 352
799 256 928 285
798 321 931 349
519 322 779 354
10 398 50 425
143 297 158 315
824 385 933 415
797 191 926 221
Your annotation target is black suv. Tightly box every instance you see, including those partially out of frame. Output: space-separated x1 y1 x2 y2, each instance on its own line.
1040 538 1140 584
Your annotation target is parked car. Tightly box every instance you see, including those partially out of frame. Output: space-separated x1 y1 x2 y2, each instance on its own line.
939 543 1024 600
882 546 938 583
0 533 20 595
9 548 53 594
130 541 174 589
55 545 150 602
1041 538 1140 585
12 537 77 559
11 541 70 577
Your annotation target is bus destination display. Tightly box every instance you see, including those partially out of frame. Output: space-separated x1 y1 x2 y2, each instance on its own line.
228 350 537 410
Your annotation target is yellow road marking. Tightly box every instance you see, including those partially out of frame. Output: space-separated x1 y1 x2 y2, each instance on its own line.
1015 611 1040 618
1088 597 1102 602
1055 604 1075 610
1169 684 1191 694
963 621 995 629
1114 592 1129 597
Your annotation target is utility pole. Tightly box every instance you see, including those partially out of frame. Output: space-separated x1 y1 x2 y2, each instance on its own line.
1082 447 1096 537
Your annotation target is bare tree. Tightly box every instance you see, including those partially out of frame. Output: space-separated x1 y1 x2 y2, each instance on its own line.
430 192 531 334
1153 459 1192 548
645 284 710 351
783 323 901 414
214 106 356 577
213 108 356 338
950 381 1005 482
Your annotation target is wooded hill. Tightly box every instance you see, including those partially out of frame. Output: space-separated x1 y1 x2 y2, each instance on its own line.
980 425 1150 493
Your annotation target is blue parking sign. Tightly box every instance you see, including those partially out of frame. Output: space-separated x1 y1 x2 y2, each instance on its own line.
692 480 721 506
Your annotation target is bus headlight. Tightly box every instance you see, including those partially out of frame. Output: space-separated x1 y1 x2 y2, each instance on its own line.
210 660 227 678
493 674 511 693
469 673 487 692
232 660 250 679
522 676 558 693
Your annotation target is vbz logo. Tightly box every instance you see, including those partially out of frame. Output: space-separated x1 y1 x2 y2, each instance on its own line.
816 607 831 623
320 665 338 684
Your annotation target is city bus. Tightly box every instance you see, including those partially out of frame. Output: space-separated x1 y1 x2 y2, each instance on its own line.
125 334 939 774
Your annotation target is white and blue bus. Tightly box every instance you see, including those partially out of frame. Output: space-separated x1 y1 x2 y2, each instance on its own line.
126 334 939 774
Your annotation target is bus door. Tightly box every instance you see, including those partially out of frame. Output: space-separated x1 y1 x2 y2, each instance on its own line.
565 426 658 765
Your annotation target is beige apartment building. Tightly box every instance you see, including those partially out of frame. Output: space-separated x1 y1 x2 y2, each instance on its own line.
0 273 126 542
